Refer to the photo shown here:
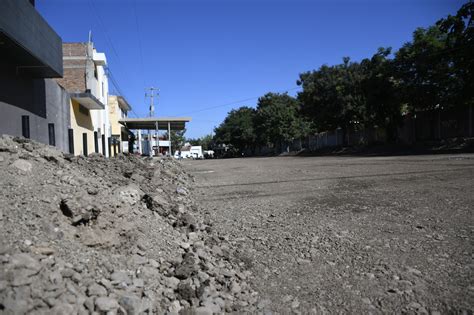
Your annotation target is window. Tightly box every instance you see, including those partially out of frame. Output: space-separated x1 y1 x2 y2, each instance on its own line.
94 131 99 153
21 115 30 138
82 133 88 156
48 123 55 146
68 129 74 154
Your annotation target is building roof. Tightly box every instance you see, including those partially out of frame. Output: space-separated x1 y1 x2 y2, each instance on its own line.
119 117 191 131
117 96 131 111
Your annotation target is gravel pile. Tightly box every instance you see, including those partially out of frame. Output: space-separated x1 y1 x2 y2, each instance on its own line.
0 135 259 314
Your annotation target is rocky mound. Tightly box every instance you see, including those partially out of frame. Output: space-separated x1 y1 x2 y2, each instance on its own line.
0 136 259 314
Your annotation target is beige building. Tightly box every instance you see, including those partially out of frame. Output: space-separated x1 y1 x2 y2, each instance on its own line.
108 95 132 156
56 42 110 156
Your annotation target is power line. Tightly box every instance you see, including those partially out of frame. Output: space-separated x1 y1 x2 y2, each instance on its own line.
87 0 121 63
175 86 301 116
86 0 140 118
107 67 140 118
132 0 146 89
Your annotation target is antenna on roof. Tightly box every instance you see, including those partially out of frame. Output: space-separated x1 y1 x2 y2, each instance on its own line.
88 30 93 44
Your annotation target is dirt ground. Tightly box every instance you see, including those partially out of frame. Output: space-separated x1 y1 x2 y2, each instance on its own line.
185 154 474 314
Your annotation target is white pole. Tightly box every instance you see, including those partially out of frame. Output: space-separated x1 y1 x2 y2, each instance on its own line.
168 122 172 157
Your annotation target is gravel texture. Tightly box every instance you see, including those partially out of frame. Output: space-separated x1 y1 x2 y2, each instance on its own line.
0 136 259 314
186 154 474 314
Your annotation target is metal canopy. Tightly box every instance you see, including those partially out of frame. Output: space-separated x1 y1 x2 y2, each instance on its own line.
118 117 191 131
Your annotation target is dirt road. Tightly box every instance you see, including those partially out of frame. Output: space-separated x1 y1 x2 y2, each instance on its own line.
185 154 474 313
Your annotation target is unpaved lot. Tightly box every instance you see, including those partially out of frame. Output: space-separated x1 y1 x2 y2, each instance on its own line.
185 155 474 314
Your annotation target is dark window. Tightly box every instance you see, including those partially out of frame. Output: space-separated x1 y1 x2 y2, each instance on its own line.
94 131 99 153
21 115 30 138
78 104 89 116
48 123 55 146
68 129 74 154
102 134 106 155
82 133 88 156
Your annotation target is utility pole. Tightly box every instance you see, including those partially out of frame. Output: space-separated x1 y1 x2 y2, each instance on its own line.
145 87 159 117
145 87 159 156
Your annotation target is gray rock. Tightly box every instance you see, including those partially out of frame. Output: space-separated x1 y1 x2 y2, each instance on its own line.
95 297 119 312
188 232 199 242
59 195 100 225
87 283 107 296
11 274 34 286
110 270 131 283
194 306 215 315
10 159 32 172
115 184 143 205
177 282 196 301
119 293 147 315
175 263 195 280
50 303 75 315
133 278 145 288
230 282 241 294
164 276 180 290
9 253 41 272
176 187 188 195
168 300 182 314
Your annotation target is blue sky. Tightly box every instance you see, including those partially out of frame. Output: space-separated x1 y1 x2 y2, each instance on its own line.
37 0 464 138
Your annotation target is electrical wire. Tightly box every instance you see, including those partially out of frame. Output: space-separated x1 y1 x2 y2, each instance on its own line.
175 86 301 116
132 0 146 89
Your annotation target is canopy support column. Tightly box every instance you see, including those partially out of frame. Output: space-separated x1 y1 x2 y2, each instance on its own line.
168 121 171 157
154 121 159 156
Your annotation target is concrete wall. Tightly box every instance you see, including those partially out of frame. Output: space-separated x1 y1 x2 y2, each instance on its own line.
0 78 70 152
70 99 95 156
0 0 63 77
109 96 122 136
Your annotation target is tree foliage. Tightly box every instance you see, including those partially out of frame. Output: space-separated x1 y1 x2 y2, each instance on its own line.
164 129 186 153
394 2 473 111
297 58 366 133
187 134 213 150
211 2 472 152
213 106 257 152
255 93 309 147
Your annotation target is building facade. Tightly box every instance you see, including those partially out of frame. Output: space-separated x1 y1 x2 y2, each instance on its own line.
0 0 71 152
108 95 133 156
56 42 111 156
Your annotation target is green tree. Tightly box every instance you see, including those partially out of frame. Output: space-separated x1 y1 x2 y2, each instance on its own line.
255 92 309 150
297 57 366 143
186 138 200 146
186 134 213 150
360 47 402 141
164 129 186 153
213 106 257 152
394 25 452 111
199 134 213 150
436 2 474 108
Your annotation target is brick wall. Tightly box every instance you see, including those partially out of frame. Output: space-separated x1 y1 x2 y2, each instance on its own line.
62 43 88 57
55 43 89 92
56 68 86 92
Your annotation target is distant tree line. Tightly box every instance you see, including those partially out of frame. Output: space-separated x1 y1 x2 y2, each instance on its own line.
197 3 473 153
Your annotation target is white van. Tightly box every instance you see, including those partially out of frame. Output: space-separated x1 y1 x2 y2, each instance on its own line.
175 146 203 159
